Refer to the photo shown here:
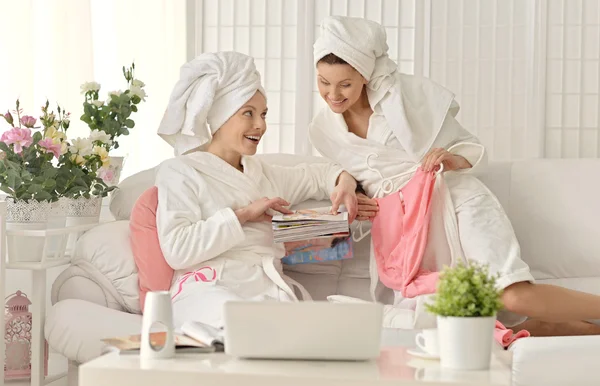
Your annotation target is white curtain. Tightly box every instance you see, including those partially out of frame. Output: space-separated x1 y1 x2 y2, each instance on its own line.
0 0 187 178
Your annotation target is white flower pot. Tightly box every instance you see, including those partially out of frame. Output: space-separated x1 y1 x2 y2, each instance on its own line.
437 315 496 370
6 199 52 263
106 156 126 187
63 196 102 225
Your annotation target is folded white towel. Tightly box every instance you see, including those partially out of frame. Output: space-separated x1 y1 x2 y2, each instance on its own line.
313 16 457 162
158 51 266 156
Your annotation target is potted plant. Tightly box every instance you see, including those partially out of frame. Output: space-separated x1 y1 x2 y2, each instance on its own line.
425 262 503 370
0 100 62 261
79 63 147 187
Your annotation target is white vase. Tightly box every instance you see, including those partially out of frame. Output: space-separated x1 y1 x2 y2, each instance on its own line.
5 199 52 263
63 196 102 226
105 156 126 187
437 315 496 370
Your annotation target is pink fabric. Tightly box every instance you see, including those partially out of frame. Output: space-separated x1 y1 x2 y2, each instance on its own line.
171 266 217 300
371 168 439 298
129 186 174 312
371 168 530 348
494 320 530 348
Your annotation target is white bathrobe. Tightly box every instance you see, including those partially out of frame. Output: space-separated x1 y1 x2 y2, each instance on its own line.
309 93 534 328
155 151 342 328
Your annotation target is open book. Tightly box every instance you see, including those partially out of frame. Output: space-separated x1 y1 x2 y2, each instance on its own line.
272 207 349 243
102 331 217 354
102 320 227 354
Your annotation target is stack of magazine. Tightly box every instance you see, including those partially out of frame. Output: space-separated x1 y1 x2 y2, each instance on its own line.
273 207 353 265
272 207 349 243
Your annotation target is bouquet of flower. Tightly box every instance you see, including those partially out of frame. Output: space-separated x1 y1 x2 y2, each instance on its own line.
0 100 61 202
79 63 147 150
46 102 116 199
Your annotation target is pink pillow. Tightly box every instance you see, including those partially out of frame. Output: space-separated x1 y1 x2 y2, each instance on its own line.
129 186 174 312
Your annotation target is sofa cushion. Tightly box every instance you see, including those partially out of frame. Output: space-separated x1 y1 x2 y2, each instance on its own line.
72 221 141 314
130 186 174 311
110 167 156 220
45 299 142 363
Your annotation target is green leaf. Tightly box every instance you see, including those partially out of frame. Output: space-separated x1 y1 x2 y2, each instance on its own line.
27 184 44 194
42 179 56 189
124 119 134 128
34 191 52 201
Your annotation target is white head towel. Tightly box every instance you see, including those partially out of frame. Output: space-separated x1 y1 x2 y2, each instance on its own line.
314 16 457 162
158 51 266 156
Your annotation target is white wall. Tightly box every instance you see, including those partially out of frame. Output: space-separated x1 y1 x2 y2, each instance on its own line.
193 0 600 160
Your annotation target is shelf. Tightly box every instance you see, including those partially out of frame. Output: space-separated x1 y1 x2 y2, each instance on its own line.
6 257 71 270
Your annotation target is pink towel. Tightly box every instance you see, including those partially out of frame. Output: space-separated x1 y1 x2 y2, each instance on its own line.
371 168 439 297
495 320 530 348
371 168 529 348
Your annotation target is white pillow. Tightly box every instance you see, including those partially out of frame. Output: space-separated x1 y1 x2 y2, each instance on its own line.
109 167 156 220
72 221 141 314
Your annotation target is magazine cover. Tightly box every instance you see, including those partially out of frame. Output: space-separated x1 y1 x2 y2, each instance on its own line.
281 234 353 265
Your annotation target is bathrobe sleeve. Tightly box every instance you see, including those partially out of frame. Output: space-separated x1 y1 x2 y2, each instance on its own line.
431 112 488 174
155 159 246 270
263 162 344 206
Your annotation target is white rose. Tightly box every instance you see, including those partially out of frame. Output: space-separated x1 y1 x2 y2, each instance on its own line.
69 137 93 157
91 100 104 108
132 79 145 88
89 129 112 145
129 85 147 101
80 81 101 94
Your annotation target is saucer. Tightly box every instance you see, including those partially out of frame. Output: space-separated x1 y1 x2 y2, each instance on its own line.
406 348 440 360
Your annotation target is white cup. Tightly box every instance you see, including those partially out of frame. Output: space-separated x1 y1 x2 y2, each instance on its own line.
141 291 175 359
415 328 439 356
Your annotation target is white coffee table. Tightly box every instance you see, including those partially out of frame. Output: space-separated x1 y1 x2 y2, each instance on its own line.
79 347 511 386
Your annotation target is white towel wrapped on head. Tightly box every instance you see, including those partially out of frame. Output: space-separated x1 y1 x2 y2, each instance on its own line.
313 16 458 162
158 51 267 156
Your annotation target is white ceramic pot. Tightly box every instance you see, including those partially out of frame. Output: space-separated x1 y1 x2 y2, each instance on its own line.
105 156 126 187
6 199 52 263
63 196 102 226
437 315 496 370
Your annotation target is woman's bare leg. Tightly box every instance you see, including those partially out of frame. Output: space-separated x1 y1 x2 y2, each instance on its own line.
511 318 600 337
502 282 600 323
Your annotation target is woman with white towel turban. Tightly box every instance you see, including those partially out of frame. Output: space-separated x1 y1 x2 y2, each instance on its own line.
156 51 358 329
309 16 600 336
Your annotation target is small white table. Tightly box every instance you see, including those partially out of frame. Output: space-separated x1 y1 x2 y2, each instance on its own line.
79 347 512 386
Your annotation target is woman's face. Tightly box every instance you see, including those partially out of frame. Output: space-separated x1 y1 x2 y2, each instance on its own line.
316 62 367 114
211 91 267 156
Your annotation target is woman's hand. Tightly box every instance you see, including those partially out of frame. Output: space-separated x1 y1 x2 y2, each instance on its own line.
330 171 358 223
421 148 472 172
356 193 379 221
235 197 293 225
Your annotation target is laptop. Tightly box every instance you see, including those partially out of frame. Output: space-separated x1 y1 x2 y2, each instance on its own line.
223 301 383 361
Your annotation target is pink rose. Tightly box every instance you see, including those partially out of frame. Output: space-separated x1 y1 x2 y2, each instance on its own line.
97 167 115 183
38 138 61 158
1 111 13 125
1 127 33 153
20 115 37 128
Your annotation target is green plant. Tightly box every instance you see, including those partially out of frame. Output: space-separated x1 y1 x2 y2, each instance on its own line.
425 262 503 317
79 63 146 150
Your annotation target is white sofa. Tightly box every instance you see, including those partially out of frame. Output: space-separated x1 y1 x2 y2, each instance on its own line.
45 154 600 386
